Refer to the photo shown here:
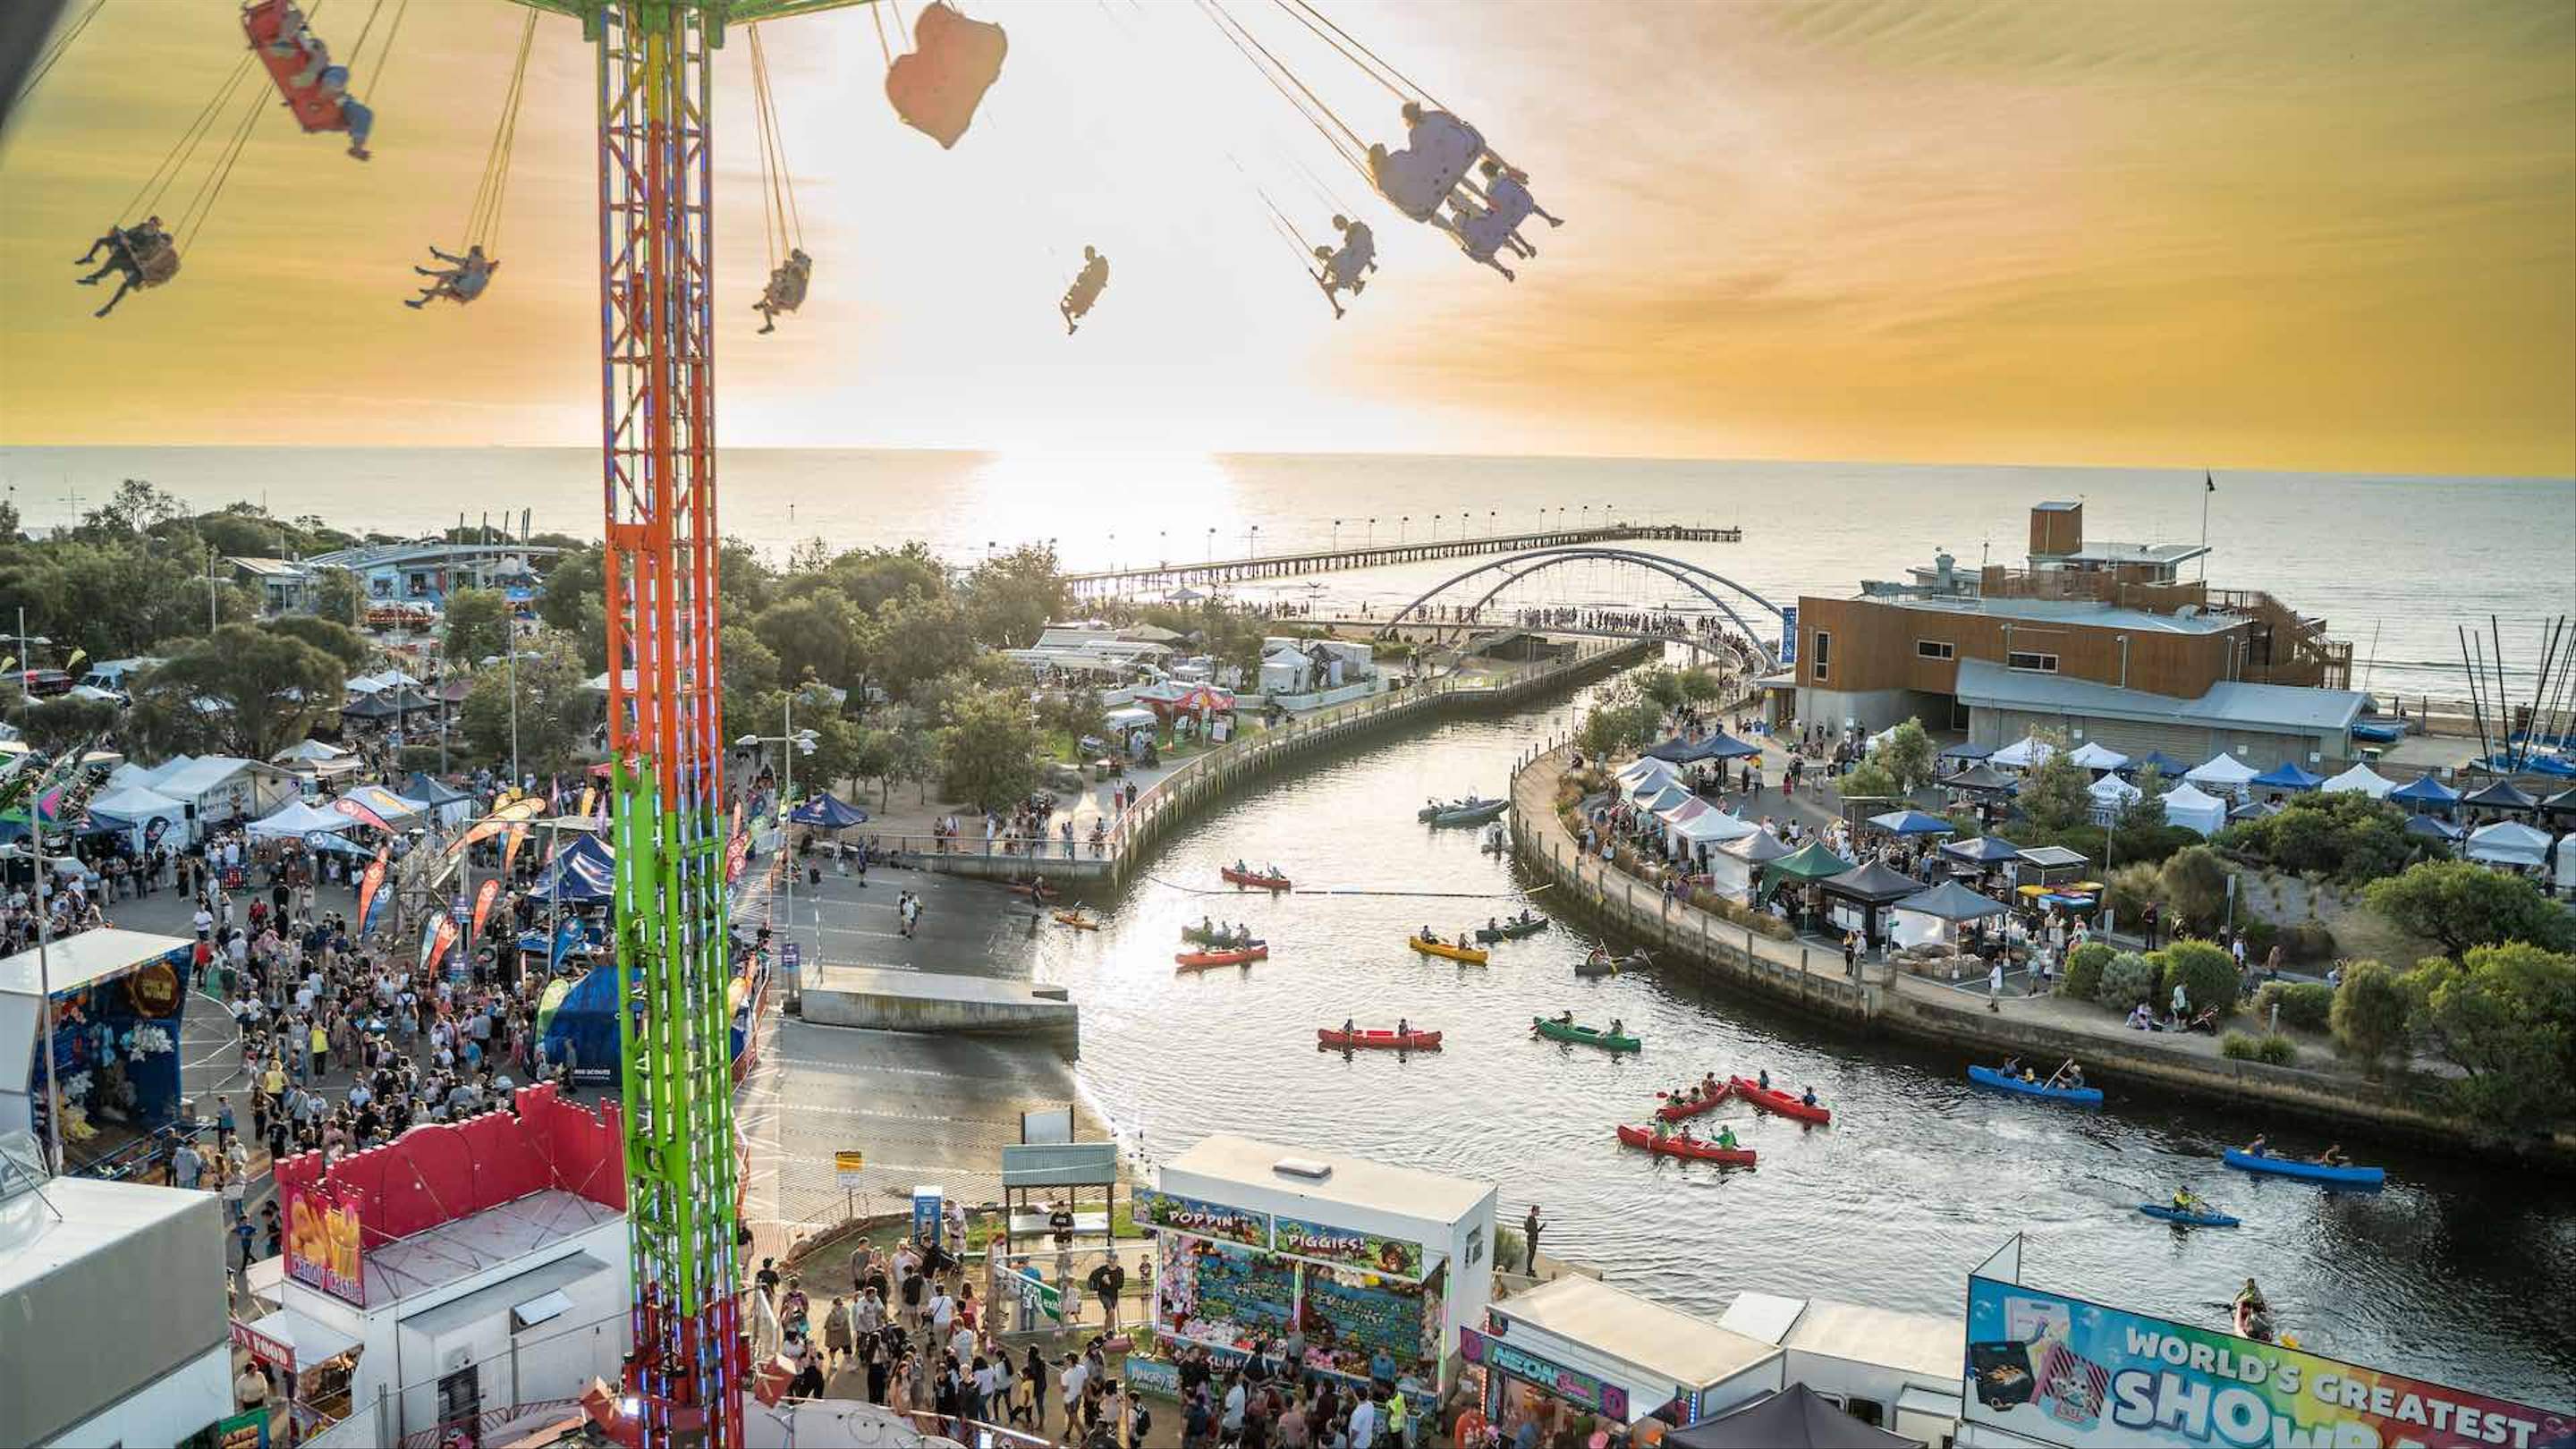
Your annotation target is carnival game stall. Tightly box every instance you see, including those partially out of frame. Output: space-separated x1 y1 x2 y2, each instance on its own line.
1465 1275 1782 1439
0 929 196 1165
1140 1134 1496 1395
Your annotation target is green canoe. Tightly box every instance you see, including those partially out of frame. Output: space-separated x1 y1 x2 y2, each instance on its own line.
1533 1017 1640 1053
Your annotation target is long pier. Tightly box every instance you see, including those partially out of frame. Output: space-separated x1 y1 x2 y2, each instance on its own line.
1063 522 1742 597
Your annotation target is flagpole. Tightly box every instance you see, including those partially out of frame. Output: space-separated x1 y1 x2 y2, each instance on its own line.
2199 470 2213 581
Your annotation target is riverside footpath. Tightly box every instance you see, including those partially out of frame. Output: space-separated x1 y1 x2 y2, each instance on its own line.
1508 742 2571 1163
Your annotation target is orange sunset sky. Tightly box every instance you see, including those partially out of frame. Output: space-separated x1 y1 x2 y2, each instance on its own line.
2 0 2571 475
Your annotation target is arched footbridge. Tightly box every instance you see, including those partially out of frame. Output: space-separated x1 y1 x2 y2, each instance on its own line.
1381 546 1788 670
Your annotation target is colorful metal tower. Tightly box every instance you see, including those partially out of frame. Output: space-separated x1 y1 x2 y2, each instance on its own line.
501 3 874 1445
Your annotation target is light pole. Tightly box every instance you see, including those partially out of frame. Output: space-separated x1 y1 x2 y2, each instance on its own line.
737 700 819 936
1487 509 1497 538
1247 524 1258 557
1331 519 1340 551
1366 517 1375 547
13 609 60 1171
1432 513 1442 542
1399 515 1409 544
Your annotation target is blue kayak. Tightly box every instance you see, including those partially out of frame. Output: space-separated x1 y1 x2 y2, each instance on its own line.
2223 1148 2385 1188
2138 1202 2241 1227
1968 1064 2105 1106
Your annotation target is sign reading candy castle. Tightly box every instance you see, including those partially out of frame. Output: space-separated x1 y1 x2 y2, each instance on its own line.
1962 1264 2569 1449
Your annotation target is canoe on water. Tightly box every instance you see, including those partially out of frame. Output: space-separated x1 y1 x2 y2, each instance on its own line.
1175 945 1268 970
2222 1148 2385 1188
1053 911 1101 931
1727 1075 1832 1125
1614 1123 1755 1165
1317 1028 1442 1051
1574 953 1649 979
1221 866 1292 891
1655 1084 1730 1121
1474 917 1550 942
1535 1017 1640 1052
2137 1202 2241 1228
1007 881 1059 902
1967 1064 2103 1106
1408 936 1490 964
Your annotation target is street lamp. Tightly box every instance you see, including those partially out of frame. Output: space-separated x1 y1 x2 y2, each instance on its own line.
1432 513 1442 542
1247 524 1259 557
1399 515 1409 544
1331 519 1340 550
737 699 821 934
13 609 60 1171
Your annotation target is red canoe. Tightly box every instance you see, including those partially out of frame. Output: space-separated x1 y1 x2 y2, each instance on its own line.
1728 1076 1833 1125
1176 945 1268 970
1317 1028 1442 1051
1222 867 1292 890
1615 1123 1756 1165
1655 1083 1733 1122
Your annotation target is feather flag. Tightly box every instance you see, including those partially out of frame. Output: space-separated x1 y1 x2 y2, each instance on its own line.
468 878 502 951
417 911 445 972
577 786 597 821
502 822 530 877
356 847 390 937
335 797 398 835
549 914 586 968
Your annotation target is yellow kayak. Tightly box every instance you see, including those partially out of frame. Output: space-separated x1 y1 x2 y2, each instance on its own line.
1407 936 1490 965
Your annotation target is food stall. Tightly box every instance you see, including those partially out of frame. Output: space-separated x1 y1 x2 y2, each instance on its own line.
0 929 196 1166
1465 1275 1782 1439
1139 1134 1496 1394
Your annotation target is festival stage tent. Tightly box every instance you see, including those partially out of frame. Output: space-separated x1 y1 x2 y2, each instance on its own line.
2465 820 2552 869
246 800 360 841
2389 774 2462 810
2250 761 2326 792
2065 741 2129 773
2184 752 2260 795
2159 782 2229 837
1988 735 2056 769
2320 763 2397 798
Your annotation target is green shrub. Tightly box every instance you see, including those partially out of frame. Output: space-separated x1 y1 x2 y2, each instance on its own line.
2103 862 2165 925
2235 919 2278 966
2254 981 2334 1033
2219 1032 2299 1065
2284 921 2338 962
2219 1031 2262 1060
2329 960 2411 1074
2161 846 2233 932
2063 942 2114 1000
2097 951 2160 1009
2158 939 2241 1018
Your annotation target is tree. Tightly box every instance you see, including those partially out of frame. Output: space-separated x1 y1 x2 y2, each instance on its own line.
1872 718 1939 792
129 624 345 759
21 695 120 754
963 544 1065 648
459 635 593 775
720 624 783 707
2402 944 2576 1122
2366 860 2576 957
311 567 365 628
1637 669 1687 713
2158 940 2240 1018
1679 668 1725 704
537 546 606 635
2330 960 2412 1073
869 588 976 703
752 589 864 692
263 614 369 670
849 724 903 807
74 479 186 538
2017 734 2091 833
1837 758 1900 800
936 685 1039 809
442 588 513 665
1576 699 1660 759
2160 845 2233 932
2116 766 2169 833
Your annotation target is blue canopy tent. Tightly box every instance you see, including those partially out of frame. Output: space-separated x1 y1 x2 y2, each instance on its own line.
528 835 615 903
1646 732 1763 765
2389 774 2462 810
541 956 755 1088
2249 762 2326 792
786 793 870 829
2403 813 2465 843
1868 809 1955 837
1939 835 2023 867
2123 750 2192 780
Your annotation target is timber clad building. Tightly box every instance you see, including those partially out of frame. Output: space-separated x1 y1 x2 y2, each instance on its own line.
1793 502 2367 770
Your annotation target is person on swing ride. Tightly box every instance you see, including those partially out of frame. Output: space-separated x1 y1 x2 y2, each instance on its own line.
1476 156 1562 242
1367 100 1492 224
73 216 174 319
315 64 374 160
407 243 499 309
1309 215 1375 318
1442 199 1519 283
755 248 812 335
1059 246 1109 334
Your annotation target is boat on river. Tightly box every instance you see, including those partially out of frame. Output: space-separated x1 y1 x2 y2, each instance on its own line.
1475 916 1550 942
1421 797 1508 827
1175 945 1267 970
1053 911 1101 931
1408 936 1489 964
1614 1123 1755 1165
1317 1027 1442 1051
1655 1084 1731 1121
1727 1075 1832 1125
1966 1064 2102 1106
1221 865 1292 890
2137 1202 2240 1227
1535 1017 1640 1052
1007 880 1060 902
2222 1148 2385 1189
1575 951 1650 978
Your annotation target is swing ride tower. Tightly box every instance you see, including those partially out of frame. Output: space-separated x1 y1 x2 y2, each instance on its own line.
499 4 869 1445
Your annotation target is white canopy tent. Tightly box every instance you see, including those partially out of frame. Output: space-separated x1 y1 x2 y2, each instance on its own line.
1704 828 1792 903
2185 752 2260 797
1989 735 2056 769
2066 741 2130 772
247 800 360 842
85 784 190 852
149 756 299 829
2465 820 2552 869
1615 756 1682 792
1665 801 1757 861
2160 782 2229 837
2086 773 2142 825
2319 763 2397 799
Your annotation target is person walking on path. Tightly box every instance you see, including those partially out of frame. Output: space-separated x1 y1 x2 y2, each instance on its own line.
1088 1250 1126 1333
1988 960 2005 1012
1521 1205 1544 1275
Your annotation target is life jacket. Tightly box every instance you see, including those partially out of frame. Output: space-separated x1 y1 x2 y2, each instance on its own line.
885 3 1007 149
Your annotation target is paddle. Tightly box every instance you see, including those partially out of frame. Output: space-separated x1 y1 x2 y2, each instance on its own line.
2040 1055 2077 1090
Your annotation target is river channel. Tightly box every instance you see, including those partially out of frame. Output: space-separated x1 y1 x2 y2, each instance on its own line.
1013 681 2574 1405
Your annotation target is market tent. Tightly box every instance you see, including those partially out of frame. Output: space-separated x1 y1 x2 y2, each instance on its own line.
2465 820 2552 869
1892 879 2012 922
403 773 480 827
1653 730 1761 763
104 761 159 792
2087 773 2142 824
2123 750 2193 780
1867 809 1954 837
2161 782 2229 836
2543 787 2576 818
1616 756 1682 791
271 738 350 766
2250 761 2326 792
529 835 615 902
1989 734 2056 769
1717 829 1794 865
2404 813 2466 843
1670 1385 1918 1449
151 756 300 826
2462 779 2539 812
1820 860 1926 904
1939 835 2023 867
84 784 189 851
1643 782 1693 814
1704 827 1791 902
1645 734 1706 764
1670 805 1757 855
2389 774 2462 809
2185 752 2260 792
1761 840 1854 890
2066 741 2129 772
1937 741 1993 762
245 800 359 841
340 783 431 822
1942 763 2018 795
787 793 870 829
2320 763 2397 799
2229 799 2284 822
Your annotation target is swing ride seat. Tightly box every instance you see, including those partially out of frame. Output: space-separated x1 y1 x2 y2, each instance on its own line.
123 231 182 287
886 2 1008 150
1368 114 1483 222
241 0 352 135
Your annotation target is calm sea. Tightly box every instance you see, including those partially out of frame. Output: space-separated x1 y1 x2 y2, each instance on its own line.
3 446 2566 704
